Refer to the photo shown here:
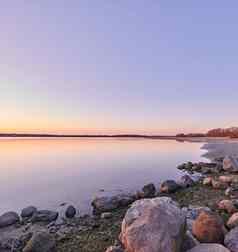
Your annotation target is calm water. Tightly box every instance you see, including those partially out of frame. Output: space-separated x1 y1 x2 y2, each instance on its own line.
0 138 207 214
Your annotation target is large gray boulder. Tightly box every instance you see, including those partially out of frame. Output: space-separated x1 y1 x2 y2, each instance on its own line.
23 231 56 252
0 211 20 228
225 226 238 252
187 244 230 252
120 197 186 252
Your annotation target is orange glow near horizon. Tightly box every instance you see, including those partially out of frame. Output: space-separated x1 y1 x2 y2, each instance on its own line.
0 124 208 135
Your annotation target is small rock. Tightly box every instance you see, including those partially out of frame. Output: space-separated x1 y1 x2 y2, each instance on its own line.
225 187 233 196
160 180 180 193
23 231 56 252
218 199 237 214
185 162 194 170
177 175 194 188
0 211 20 228
101 212 113 219
201 167 213 174
187 244 230 252
203 177 212 186
192 211 225 243
212 179 228 190
224 226 238 252
31 210 58 223
219 176 233 184
142 183 156 198
21 206 37 218
223 155 238 172
177 163 186 170
65 205 76 218
92 194 134 214
227 212 238 229
105 245 124 252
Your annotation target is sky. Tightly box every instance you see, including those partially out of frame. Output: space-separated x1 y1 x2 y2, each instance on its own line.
1 1 238 135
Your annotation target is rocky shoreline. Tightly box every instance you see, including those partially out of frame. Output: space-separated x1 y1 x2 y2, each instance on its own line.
1 155 238 251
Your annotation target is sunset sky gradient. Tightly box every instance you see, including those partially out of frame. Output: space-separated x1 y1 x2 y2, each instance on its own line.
1 1 238 134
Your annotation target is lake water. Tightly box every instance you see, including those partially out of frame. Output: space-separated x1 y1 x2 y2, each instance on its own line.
0 138 207 215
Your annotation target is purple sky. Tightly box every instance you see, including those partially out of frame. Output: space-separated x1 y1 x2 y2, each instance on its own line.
1 1 238 134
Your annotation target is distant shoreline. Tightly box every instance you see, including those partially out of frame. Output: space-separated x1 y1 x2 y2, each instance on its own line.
0 133 233 142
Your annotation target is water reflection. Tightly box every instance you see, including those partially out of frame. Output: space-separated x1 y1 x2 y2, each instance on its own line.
0 138 206 214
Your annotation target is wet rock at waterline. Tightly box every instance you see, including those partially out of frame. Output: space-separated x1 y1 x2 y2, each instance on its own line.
31 210 58 223
65 205 76 218
141 183 156 198
160 180 180 193
21 206 37 218
92 194 134 214
0 211 20 228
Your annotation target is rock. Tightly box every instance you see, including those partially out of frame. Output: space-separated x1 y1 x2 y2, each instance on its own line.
218 200 237 214
223 155 238 172
212 179 228 190
92 194 134 214
105 245 124 252
142 183 156 198
181 230 200 251
186 162 194 170
65 205 76 218
31 210 58 223
182 206 211 232
225 187 238 198
101 212 113 219
21 206 37 218
201 167 213 175
227 212 238 229
187 244 230 252
0 211 20 228
160 180 180 193
225 187 233 196
192 165 202 172
219 176 233 184
120 197 186 252
23 231 56 252
192 211 225 243
225 226 238 252
177 163 186 170
177 175 194 188
203 177 212 186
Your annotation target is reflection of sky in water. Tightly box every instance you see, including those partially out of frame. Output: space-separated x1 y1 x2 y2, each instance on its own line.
0 138 205 214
